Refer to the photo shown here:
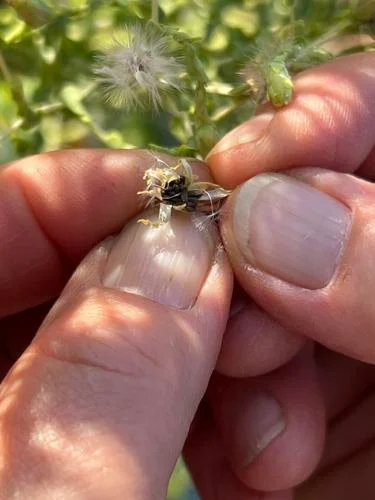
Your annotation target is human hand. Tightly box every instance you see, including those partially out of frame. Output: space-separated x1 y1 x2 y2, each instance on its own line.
0 149 233 498
1 50 375 500
183 52 375 499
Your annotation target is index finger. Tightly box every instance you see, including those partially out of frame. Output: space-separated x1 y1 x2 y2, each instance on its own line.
207 52 375 188
0 149 208 317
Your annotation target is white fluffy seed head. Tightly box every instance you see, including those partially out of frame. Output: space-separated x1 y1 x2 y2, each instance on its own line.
93 24 184 110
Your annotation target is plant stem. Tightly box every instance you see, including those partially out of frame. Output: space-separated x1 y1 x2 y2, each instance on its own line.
152 0 159 23
292 19 353 65
0 117 24 143
34 102 64 115
5 0 50 26
0 52 35 122
0 52 11 82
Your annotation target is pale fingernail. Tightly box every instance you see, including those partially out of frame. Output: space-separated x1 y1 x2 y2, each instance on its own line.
207 113 274 157
234 174 351 289
242 392 285 465
103 211 217 309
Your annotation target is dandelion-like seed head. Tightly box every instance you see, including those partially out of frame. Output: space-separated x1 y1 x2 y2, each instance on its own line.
93 24 184 110
240 61 266 103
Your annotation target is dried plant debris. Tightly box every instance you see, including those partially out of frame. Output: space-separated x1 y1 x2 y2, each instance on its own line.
137 157 231 227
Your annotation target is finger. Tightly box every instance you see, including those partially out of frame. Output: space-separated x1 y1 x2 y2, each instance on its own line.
220 168 375 363
217 300 305 377
316 347 375 421
297 443 375 500
207 53 375 187
316 349 375 471
0 210 232 499
209 347 325 492
320 389 375 471
184 405 293 500
0 149 208 317
218 309 374 411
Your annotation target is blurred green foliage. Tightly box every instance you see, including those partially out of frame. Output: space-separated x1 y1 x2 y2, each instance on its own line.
0 1 374 494
167 458 194 499
0 0 374 163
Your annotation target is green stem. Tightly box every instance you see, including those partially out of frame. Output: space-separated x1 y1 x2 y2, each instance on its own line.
152 0 159 23
0 52 11 82
34 102 64 115
5 0 51 26
292 19 353 65
0 52 36 123
0 117 24 143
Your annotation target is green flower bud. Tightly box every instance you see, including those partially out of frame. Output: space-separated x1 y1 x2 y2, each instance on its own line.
265 56 294 107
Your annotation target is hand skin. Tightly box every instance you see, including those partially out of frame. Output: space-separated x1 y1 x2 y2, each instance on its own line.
0 149 233 499
183 52 375 499
0 51 374 500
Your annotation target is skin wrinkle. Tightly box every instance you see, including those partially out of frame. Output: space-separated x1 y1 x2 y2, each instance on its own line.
290 93 348 165
194 54 375 496
0 150 211 320
0 144 231 498
0 352 170 498
11 150 147 259
7 157 75 262
209 54 375 188
2 50 375 495
46 234 223 394
39 282 226 410
38 293 163 376
0 187 64 317
294 61 372 154
30 347 158 387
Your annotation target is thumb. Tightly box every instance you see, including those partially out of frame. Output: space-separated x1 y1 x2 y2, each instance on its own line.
219 168 375 364
0 211 232 499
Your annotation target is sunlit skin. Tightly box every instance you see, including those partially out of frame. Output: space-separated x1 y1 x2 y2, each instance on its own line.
0 53 375 499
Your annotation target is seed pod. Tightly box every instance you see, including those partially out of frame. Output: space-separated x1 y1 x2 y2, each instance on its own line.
265 56 294 107
137 157 231 227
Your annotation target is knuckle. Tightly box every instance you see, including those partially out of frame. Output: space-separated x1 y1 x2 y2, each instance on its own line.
38 287 165 380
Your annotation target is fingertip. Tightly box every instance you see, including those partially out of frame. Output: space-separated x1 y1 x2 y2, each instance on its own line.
184 406 294 500
0 148 212 316
217 302 305 377
208 52 375 187
210 347 325 491
220 166 375 363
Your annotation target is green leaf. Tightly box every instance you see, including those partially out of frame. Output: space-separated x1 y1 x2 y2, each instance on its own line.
0 6 27 43
60 83 91 120
148 143 198 157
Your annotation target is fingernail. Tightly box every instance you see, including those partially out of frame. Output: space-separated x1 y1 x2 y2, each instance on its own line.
242 392 285 466
103 211 217 309
207 112 274 157
234 174 351 289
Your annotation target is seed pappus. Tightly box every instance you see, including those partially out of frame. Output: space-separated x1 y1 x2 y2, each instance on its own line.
137 157 231 227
